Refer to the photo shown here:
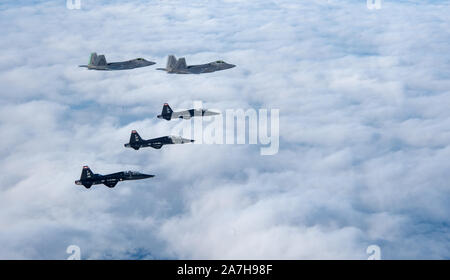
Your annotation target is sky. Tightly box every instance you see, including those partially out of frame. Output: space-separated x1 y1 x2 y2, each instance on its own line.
0 0 449 259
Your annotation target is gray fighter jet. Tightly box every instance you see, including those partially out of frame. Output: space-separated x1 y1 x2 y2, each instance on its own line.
156 55 235 74
157 103 220 120
124 130 194 150
79 52 155 70
75 166 154 189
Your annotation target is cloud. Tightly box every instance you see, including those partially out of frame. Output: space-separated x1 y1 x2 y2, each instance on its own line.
0 0 449 259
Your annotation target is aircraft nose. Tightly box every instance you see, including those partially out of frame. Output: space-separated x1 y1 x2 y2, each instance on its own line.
228 64 236 68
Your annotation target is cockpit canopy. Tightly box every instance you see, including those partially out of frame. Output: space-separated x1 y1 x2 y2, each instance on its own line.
124 171 141 176
215 60 225 64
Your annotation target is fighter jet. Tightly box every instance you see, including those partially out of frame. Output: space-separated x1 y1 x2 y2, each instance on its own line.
75 166 154 189
124 130 194 150
79 52 155 70
157 103 220 120
156 55 235 74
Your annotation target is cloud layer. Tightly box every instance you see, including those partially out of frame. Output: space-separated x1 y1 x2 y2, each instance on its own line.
0 0 449 259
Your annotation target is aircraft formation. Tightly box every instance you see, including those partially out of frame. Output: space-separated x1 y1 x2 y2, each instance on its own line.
79 53 235 74
76 53 235 189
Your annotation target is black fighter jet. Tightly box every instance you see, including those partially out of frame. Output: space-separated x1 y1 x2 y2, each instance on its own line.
124 130 194 150
75 166 154 189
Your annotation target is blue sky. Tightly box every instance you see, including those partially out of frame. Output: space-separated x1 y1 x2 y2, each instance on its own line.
0 0 449 259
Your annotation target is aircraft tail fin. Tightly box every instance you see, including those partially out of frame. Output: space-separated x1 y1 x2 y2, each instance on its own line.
89 52 107 66
157 55 187 72
175 57 187 70
130 130 143 144
167 55 177 70
80 166 94 180
88 53 97 66
162 103 173 116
